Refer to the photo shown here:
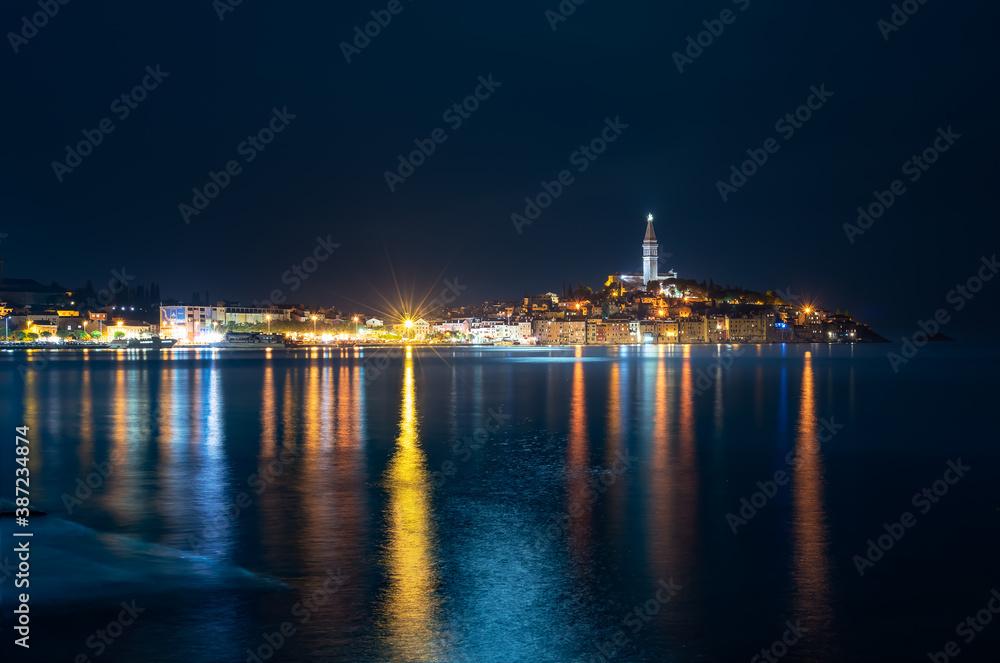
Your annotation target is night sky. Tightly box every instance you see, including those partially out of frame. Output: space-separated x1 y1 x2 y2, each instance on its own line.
3 0 998 339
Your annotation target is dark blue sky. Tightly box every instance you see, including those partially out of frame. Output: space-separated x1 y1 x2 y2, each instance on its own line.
2 0 998 339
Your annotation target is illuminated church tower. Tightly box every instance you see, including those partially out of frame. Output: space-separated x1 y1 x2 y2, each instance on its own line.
642 213 658 287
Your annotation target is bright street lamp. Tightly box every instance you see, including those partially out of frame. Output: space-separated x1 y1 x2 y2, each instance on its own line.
266 314 271 334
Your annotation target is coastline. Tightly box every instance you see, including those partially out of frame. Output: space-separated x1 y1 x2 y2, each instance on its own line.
0 339 895 353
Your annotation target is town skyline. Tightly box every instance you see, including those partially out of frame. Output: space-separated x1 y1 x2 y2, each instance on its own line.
1 216 896 347
1 208 993 342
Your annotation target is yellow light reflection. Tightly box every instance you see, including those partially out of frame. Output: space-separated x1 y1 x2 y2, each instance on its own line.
646 347 698 605
380 352 443 661
791 351 833 641
605 363 622 472
676 345 698 577
260 363 277 457
104 367 136 524
77 366 93 471
154 365 184 532
567 360 591 561
259 360 301 569
647 353 671 579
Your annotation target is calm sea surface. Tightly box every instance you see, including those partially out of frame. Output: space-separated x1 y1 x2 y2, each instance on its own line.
1 344 998 662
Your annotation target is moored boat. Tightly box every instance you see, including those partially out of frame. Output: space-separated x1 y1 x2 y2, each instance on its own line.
126 336 178 349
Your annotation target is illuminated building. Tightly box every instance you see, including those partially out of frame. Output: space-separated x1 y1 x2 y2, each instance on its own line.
678 316 709 343
725 314 767 342
586 316 632 344
532 318 587 345
605 213 678 292
160 305 292 341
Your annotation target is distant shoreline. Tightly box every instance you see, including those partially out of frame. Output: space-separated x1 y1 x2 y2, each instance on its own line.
0 340 900 353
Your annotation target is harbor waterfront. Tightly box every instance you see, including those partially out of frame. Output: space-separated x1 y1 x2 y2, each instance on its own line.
1 344 997 662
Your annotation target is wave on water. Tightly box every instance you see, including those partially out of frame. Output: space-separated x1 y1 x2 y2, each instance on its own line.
0 499 287 613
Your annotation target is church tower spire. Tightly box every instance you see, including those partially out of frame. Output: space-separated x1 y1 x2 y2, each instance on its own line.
642 213 658 287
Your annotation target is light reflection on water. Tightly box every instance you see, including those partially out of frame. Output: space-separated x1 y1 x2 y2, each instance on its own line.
791 351 834 658
378 349 445 661
1 344 995 662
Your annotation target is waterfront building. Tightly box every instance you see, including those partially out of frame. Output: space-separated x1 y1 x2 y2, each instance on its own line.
533 318 586 345
765 312 794 343
726 314 767 342
433 320 471 335
678 316 709 343
160 305 292 340
410 318 430 340
709 315 728 343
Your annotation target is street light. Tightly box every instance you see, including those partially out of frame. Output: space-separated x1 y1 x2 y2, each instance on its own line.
266 314 271 334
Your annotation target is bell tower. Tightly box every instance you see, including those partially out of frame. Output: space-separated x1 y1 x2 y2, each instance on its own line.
642 213 658 287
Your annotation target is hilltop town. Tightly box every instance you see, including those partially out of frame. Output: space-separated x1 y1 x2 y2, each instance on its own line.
0 217 884 346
